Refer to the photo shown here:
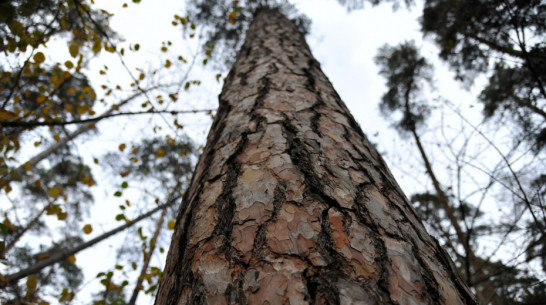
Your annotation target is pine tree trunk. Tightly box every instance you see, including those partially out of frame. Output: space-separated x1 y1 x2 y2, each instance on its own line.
155 8 477 305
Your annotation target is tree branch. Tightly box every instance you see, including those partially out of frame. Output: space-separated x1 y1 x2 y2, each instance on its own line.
0 199 179 287
1 109 215 128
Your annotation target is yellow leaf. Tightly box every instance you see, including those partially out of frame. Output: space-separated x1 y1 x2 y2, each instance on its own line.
46 204 61 215
105 44 116 52
4 184 12 194
105 282 118 291
64 60 74 69
92 40 102 53
161 46 167 52
82 224 92 234
76 106 87 115
53 134 60 141
36 95 47 104
229 11 237 19
48 187 59 198
69 43 79 58
155 149 165 157
59 290 74 302
50 74 59 85
66 254 76 264
57 212 67 220
36 253 50 261
139 73 145 80
164 59 171 68
26 274 37 298
24 162 32 172
119 143 126 151
0 110 17 122
168 220 176 230
33 52 45 63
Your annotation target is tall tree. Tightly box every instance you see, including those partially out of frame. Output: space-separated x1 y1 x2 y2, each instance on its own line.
155 8 476 304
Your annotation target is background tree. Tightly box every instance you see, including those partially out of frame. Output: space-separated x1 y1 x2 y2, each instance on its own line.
1 0 208 303
99 136 195 305
421 0 546 149
332 0 546 302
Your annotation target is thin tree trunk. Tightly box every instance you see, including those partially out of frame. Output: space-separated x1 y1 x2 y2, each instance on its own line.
1 201 173 287
127 207 167 305
3 202 51 255
409 127 500 305
155 8 476 305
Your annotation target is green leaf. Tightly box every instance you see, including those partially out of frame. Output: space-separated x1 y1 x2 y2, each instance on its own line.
121 181 128 189
115 214 125 221
145 285 158 294
0 223 9 232
114 191 122 197
137 227 145 240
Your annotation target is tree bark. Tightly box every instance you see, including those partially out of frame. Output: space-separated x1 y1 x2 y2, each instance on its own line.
155 8 477 305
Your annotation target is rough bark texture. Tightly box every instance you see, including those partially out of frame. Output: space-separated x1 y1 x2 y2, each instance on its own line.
155 9 477 305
